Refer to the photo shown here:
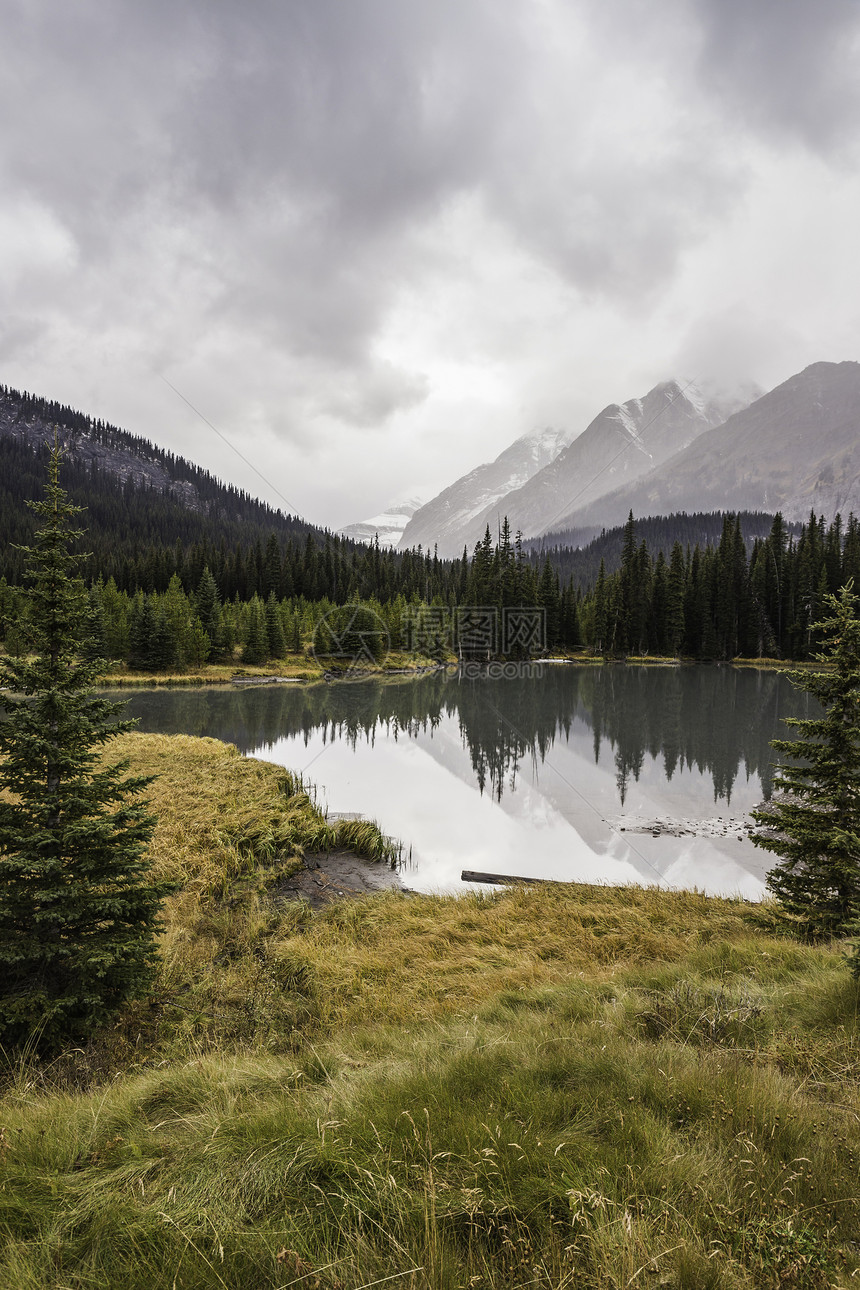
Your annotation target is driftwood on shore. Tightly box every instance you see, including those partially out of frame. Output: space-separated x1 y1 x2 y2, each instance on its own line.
461 870 549 886
230 675 303 686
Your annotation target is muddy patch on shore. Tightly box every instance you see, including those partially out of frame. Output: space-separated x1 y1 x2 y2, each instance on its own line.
271 849 404 910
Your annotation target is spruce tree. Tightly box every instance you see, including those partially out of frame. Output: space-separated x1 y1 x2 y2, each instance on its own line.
0 446 168 1049
265 591 286 659
194 566 223 658
242 594 269 664
751 583 860 939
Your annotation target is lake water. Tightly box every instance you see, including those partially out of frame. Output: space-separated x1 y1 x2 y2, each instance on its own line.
107 664 814 900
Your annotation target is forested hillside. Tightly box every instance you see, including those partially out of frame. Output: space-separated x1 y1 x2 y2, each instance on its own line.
527 511 801 589
0 386 337 585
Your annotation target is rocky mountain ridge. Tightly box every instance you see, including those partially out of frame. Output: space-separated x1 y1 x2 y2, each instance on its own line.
403 381 753 557
398 423 573 556
0 388 206 513
0 383 330 546
549 361 860 535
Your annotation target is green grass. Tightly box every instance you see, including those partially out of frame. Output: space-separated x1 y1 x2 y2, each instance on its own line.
1 734 859 1287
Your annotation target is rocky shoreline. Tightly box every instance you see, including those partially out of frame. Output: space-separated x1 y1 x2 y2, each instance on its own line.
613 814 756 841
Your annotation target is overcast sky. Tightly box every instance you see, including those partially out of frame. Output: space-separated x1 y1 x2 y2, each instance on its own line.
2 0 859 530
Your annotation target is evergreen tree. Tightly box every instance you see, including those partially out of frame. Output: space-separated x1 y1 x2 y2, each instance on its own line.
242 594 269 665
498 517 517 607
617 511 638 653
591 560 610 654
537 557 561 650
149 602 177 672
0 446 168 1049
752 584 860 940
666 542 686 657
186 616 211 669
100 577 130 661
162 573 191 667
265 591 286 659
263 533 283 599
194 566 223 658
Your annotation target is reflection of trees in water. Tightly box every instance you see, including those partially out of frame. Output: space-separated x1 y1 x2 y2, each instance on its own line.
576 666 800 806
115 665 813 806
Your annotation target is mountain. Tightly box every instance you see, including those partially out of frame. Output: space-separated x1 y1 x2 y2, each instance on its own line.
339 496 425 548
549 361 860 535
451 380 757 554
0 383 337 585
398 425 572 556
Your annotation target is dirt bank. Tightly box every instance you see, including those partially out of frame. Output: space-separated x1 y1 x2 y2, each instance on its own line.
271 849 404 909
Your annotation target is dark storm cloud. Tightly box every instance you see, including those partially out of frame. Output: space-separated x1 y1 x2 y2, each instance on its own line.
1 0 859 512
9 0 853 361
694 0 860 152
0 0 524 363
0 0 744 365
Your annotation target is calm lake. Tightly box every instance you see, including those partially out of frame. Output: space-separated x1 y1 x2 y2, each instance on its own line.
107 664 814 900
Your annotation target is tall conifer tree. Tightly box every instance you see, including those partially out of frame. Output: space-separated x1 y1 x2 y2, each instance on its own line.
752 584 860 939
0 446 168 1048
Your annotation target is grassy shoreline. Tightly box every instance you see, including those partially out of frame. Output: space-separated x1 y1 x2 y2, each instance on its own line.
95 651 808 688
2 733 858 1288
97 650 446 687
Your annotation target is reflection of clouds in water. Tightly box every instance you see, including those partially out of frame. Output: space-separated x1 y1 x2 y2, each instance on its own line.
106 667 806 898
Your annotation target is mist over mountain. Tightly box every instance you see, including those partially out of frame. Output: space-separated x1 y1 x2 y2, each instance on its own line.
403 381 754 557
339 496 425 548
550 362 860 536
398 424 572 556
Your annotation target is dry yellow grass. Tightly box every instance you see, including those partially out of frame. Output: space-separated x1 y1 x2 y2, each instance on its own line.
116 731 320 889
2 729 775 1057
258 883 770 1033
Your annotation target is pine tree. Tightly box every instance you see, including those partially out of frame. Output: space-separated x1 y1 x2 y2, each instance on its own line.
751 584 860 940
242 594 269 664
194 565 223 658
265 591 286 659
0 446 168 1049
538 557 560 650
666 542 686 657
591 559 610 654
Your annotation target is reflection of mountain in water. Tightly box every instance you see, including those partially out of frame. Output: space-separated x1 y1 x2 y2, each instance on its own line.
112 666 813 807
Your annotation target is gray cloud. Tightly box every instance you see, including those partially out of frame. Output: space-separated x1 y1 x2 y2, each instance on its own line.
694 0 860 152
1 0 858 525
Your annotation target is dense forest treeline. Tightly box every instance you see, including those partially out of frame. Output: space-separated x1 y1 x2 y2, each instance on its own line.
2 392 860 666
0 427 337 588
0 385 322 538
584 509 860 661
0 397 800 605
525 510 803 590
2 502 859 669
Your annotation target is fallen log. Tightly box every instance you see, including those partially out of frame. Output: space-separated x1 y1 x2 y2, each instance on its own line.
461 870 549 886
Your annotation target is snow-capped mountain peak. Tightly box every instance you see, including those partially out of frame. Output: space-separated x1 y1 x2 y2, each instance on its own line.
398 424 575 555
339 496 427 548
